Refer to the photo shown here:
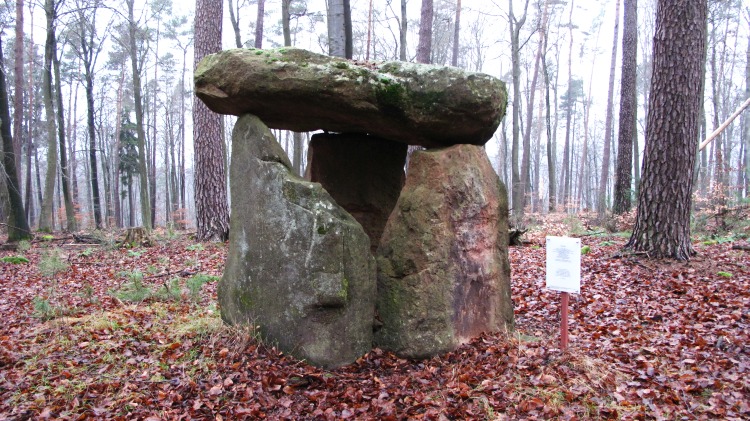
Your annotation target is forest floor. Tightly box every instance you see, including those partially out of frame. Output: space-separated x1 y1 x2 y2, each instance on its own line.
0 216 748 420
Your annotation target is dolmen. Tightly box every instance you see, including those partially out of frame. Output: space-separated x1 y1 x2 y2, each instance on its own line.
195 48 514 368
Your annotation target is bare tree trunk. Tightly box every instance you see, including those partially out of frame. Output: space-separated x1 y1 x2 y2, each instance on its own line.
24 6 35 221
744 9 750 197
626 0 706 260
399 0 407 61
53 44 77 231
194 0 230 240
559 0 575 210
598 0 621 215
520 0 545 214
127 0 152 229
509 0 530 215
613 0 637 214
13 0 24 187
451 0 462 67
254 0 265 48
366 0 373 61
39 0 58 232
0 35 32 241
227 0 242 48
416 0 434 64
327 0 352 59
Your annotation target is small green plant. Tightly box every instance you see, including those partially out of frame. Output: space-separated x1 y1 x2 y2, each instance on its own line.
1 255 29 264
717 271 732 278
599 240 616 247
127 249 144 258
41 234 54 242
185 243 204 252
32 296 58 320
111 271 151 303
80 247 95 257
154 278 182 301
186 274 219 302
581 245 591 255
38 250 69 278
16 240 31 253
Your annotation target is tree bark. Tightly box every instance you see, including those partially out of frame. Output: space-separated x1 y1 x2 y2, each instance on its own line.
625 0 707 260
451 0 461 67
327 0 352 59
39 0 58 232
416 0 434 64
53 42 77 231
598 0 621 215
613 0 637 214
399 0 407 61
0 35 32 241
127 0 152 229
13 0 24 188
228 0 242 48
744 9 750 197
254 0 265 48
194 0 230 241
509 0 530 215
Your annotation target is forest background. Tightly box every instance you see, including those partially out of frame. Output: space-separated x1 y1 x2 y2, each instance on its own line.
0 0 747 235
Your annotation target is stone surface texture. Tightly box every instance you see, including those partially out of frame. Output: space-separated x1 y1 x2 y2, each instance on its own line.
307 133 406 252
194 47 507 147
218 114 376 369
375 144 514 359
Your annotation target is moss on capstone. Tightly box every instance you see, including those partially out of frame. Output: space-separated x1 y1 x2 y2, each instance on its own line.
375 83 407 109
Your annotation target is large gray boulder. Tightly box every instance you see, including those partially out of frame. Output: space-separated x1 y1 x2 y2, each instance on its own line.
194 47 507 147
375 144 514 359
306 133 406 253
218 114 376 369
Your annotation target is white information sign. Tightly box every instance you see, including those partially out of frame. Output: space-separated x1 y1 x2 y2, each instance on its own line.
546 236 581 293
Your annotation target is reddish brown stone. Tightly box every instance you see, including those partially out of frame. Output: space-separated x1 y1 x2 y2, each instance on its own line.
375 144 514 359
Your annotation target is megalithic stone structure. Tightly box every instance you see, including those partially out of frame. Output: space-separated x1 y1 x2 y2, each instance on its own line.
198 47 513 367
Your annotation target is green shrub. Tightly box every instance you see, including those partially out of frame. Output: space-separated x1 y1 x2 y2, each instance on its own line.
111 271 151 303
16 240 31 253
1 256 29 264
186 274 219 302
39 250 69 278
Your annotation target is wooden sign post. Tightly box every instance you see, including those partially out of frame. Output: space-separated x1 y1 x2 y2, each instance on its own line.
545 236 581 350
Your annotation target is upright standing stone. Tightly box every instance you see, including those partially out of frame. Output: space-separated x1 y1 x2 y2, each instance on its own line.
307 133 407 253
219 114 376 369
375 144 514 359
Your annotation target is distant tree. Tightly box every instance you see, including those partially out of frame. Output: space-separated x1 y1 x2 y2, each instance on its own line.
69 0 106 229
598 0 621 215
227 0 244 48
613 0 637 214
194 0 230 240
254 0 265 48
399 0 407 61
39 0 60 232
416 0 433 64
0 34 32 241
122 0 152 229
625 0 707 260
327 0 352 58
451 0 461 67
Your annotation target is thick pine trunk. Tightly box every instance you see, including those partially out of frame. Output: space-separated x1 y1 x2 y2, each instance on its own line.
194 0 229 241
626 0 706 260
